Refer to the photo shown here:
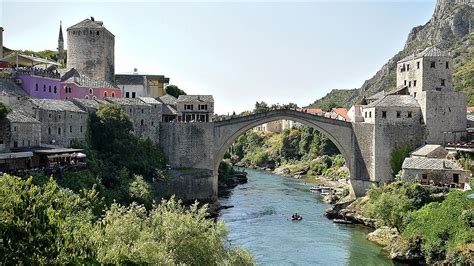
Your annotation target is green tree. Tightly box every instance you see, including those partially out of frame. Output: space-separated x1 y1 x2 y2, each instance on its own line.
389 144 412 176
0 102 11 120
165 84 186 98
253 101 270 113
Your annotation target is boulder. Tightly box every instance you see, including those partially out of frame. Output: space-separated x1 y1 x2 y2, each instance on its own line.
388 236 422 262
367 226 399 247
274 166 290 175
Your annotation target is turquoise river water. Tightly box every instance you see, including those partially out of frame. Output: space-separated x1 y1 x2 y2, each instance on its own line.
218 168 396 265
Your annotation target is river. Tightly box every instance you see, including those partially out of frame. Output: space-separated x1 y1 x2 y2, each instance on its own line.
218 168 395 265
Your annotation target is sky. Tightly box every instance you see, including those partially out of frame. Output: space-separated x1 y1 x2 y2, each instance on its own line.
1 0 436 114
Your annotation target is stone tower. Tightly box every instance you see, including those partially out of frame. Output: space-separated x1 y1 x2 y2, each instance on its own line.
396 47 466 144
66 17 115 82
57 21 65 65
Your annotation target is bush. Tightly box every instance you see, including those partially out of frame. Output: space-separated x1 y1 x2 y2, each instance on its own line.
219 159 234 177
402 191 474 263
364 182 435 231
390 144 411 176
310 160 327 175
128 175 151 205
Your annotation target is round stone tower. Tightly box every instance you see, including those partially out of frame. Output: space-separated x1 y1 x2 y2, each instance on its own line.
66 17 115 82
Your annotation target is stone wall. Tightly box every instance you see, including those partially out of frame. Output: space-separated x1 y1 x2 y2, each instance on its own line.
159 123 214 170
373 122 425 183
121 104 160 142
352 122 374 182
67 27 114 82
401 168 468 186
420 90 466 144
0 118 10 152
10 122 41 148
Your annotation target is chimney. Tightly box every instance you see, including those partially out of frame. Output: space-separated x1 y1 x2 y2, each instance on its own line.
0 27 3 59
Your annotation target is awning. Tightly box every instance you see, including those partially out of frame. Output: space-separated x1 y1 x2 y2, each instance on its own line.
0 151 34 160
0 52 60 67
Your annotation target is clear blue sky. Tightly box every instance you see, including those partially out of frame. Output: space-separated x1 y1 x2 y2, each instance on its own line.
1 0 436 114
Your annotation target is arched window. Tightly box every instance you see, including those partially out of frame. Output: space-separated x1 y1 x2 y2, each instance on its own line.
92 96 96 99
89 88 93 95
70 126 72 132
104 91 108 97
49 86 51 92
58 127 61 135
112 92 115 97
43 84 46 92
80 126 83 133
97 31 99 35
140 119 144 126
53 86 57 93
85 95 89 99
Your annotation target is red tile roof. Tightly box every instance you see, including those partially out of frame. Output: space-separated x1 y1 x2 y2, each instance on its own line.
331 108 350 121
467 107 474 113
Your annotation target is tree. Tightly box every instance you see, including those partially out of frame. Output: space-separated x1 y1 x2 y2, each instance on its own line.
0 102 11 120
165 85 186 98
390 144 412 176
253 101 270 113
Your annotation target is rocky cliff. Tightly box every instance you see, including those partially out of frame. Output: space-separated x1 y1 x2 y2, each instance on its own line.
311 0 473 108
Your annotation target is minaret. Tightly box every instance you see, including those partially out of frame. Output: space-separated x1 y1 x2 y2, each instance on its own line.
57 21 64 65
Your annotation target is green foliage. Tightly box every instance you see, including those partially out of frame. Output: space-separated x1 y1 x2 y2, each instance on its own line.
402 191 474 263
0 174 96 264
309 160 327 175
165 84 186 98
364 181 436 231
22 49 59 61
390 144 411 176
0 102 11 120
253 101 271 113
219 159 234 177
0 175 255 264
307 89 356 110
128 175 151 205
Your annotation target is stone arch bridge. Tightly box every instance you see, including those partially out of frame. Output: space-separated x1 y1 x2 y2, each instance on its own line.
159 109 378 202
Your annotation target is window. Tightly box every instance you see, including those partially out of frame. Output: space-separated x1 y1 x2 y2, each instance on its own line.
80 126 83 133
441 79 445 86
369 111 372 118
58 115 61 119
408 81 411 87
85 95 89 99
397 111 401 118
446 61 449 69
413 80 417 87
104 91 108 97
97 31 100 35
408 112 412 118
112 92 115 97
141 109 144 114
89 88 93 95
140 119 144 126
58 127 61 135
404 80 407 86
70 126 72 133
48 127 51 135
126 92 130 98
199 104 208 110
365 112 367 118
49 86 51 92
185 104 194 110
130 108 132 113
43 85 46 92
453 173 459 183
13 126 17 132
430 61 436 68
382 111 386 118
151 121 154 126
436 88 442 91
417 61 420 69
13 141 18 148
22 140 24 146
70 115 73 119
132 92 136 98
407 64 410 71
48 113 52 118
35 84 38 91
53 86 57 93
414 92 417 98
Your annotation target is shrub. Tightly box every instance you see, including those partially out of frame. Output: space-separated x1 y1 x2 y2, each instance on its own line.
219 159 234 177
390 144 411 176
310 160 327 175
402 191 474 263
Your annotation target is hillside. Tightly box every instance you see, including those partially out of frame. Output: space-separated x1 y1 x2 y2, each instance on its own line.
309 0 474 108
307 89 357 110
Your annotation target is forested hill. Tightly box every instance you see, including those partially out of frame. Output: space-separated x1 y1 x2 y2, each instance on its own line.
308 0 474 108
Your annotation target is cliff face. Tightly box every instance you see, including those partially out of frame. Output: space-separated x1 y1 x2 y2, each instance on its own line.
341 0 473 105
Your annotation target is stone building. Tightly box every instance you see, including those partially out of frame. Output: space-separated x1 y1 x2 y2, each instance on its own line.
396 46 466 144
67 17 115 82
61 70 121 100
176 95 214 122
0 78 29 106
105 97 159 141
69 98 108 113
115 72 170 98
20 99 88 147
157 94 179 122
7 109 41 149
401 157 468 188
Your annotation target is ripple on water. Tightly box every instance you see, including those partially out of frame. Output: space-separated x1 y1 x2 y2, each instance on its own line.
219 168 395 266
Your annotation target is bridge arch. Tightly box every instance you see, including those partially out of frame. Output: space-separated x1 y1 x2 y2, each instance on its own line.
213 109 355 184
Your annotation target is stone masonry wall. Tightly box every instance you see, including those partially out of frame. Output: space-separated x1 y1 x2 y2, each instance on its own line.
10 122 41 148
159 123 214 170
67 27 114 82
